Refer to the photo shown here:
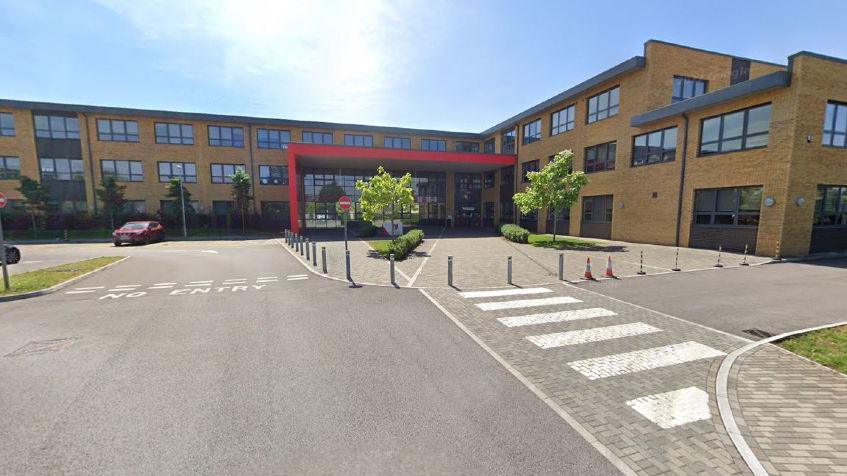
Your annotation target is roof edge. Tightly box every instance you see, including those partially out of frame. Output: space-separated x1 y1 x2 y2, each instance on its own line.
643 39 787 68
787 50 847 67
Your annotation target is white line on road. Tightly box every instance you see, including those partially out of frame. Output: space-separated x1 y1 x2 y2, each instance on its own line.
188 280 213 284
527 322 661 349
460 287 551 299
286 275 307 278
148 286 174 289
65 290 95 294
73 286 105 290
154 282 177 286
286 276 308 281
112 284 140 288
405 226 444 288
186 283 213 287
475 296 581 311
498 307 617 328
626 386 712 429
257 276 278 280
567 341 726 380
223 279 246 283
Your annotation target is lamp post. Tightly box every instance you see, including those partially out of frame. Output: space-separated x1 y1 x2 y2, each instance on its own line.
174 164 188 238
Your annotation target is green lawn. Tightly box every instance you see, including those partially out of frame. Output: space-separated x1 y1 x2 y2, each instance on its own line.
0 256 124 297
368 239 393 256
779 325 847 375
527 233 598 250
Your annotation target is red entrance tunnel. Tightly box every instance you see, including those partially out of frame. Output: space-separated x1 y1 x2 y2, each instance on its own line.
286 143 517 233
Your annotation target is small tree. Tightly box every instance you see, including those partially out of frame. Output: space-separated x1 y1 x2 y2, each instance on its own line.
355 166 414 237
16 176 50 237
95 176 126 230
513 150 588 242
230 169 252 234
164 178 195 228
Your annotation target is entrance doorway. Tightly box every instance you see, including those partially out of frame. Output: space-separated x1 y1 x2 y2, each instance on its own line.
454 173 482 227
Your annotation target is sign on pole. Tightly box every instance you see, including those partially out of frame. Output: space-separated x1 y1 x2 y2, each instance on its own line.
337 195 352 251
0 192 9 291
0 192 7 209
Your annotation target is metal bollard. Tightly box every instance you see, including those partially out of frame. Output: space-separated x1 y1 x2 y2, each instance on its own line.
637 250 647 275
558 253 564 281
286 230 290 244
305 238 310 261
714 245 724 268
507 256 513 285
390 253 396 285
345 250 352 282
299 236 305 256
447 256 453 287
671 248 681 272
774 240 782 261
293 234 298 250
312 241 317 267
741 244 750 266
321 246 328 274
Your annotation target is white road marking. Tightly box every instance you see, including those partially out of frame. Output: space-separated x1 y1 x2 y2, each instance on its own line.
73 286 105 290
201 250 218 254
527 322 661 349
459 287 552 299
406 227 444 288
108 288 136 292
286 276 308 281
66 290 95 294
223 279 246 283
154 282 177 286
22 260 44 264
568 341 726 380
475 296 581 311
112 284 140 288
148 285 174 289
186 283 213 287
498 307 617 328
626 387 712 429
258 276 278 280
188 280 213 284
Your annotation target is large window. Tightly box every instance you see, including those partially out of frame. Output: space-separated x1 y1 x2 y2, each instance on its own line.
208 126 244 147
302 131 333 144
34 115 80 139
694 186 762 226
344 134 373 147
822 101 847 148
123 200 147 214
521 159 540 182
587 86 620 124
97 119 139 142
210 163 246 183
522 119 541 144
551 105 575 135
632 127 677 166
101 160 143 182
39 158 84 181
384 137 411 149
0 156 20 179
155 123 194 145
259 165 288 185
814 185 847 226
582 195 613 223
584 141 616 173
0 112 15 136
484 138 495 154
421 139 446 151
455 141 479 152
672 76 708 103
699 104 771 155
501 128 516 154
484 171 495 189
158 161 197 183
261 201 290 221
257 128 290 149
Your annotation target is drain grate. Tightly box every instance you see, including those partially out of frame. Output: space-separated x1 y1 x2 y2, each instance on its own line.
5 338 77 357
742 329 775 339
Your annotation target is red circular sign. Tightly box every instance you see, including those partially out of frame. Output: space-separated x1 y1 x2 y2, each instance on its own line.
337 195 352 210
0 192 6 209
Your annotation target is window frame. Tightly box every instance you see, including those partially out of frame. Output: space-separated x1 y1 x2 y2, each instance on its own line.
455 141 480 152
301 131 333 144
814 185 847 227
34 115 80 139
0 112 15 137
210 163 247 184
483 138 495 154
343 134 374 147
208 125 244 148
521 159 540 182
0 156 21 179
584 141 617 173
154 122 194 145
822 101 847 148
693 186 763 227
586 86 620 124
259 165 289 185
96 118 139 142
671 76 708 103
421 139 447 151
501 128 516 154
698 103 772 156
39 158 85 181
522 118 542 145
550 104 575 135
157 161 198 183
632 126 678 167
101 159 144 182
384 136 411 149
257 128 291 149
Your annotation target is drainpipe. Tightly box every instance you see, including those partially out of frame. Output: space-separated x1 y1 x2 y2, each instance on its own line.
81 112 98 212
247 123 257 215
674 113 690 247
512 124 519 224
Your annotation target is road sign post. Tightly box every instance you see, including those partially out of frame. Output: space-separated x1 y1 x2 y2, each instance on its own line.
0 192 9 291
337 195 353 252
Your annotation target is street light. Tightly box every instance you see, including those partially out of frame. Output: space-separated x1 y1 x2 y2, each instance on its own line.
174 164 188 238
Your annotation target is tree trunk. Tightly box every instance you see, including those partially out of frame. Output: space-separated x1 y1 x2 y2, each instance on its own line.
31 214 37 238
241 205 246 234
109 211 114 230
552 213 557 243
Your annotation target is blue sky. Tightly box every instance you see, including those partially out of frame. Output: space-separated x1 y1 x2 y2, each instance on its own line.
0 0 844 132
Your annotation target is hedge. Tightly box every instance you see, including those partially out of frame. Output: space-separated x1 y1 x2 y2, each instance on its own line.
500 223 530 243
378 229 424 260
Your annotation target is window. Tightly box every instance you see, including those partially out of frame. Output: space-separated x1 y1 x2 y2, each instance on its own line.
97 119 139 142
551 105 575 135
161 200 201 214
730 58 751 85
582 195 613 223
212 201 234 215
521 160 540 182
210 163 246 183
302 131 333 144
484 138 495 154
823 101 847 148
155 123 194 145
123 200 147 214
522 119 541 144
484 171 495 189
633 127 677 166
421 139 446 151
587 86 620 124
699 104 771 155
39 158 84 181
501 129 516 154
584 142 616 173
814 186 847 226
259 165 288 185
455 141 480 152
694 186 762 226
158 161 197 183
0 157 20 179
261 201 290 221
257 128 290 149
0 112 15 136
34 115 80 139
101 160 143 182
672 76 708 103
344 134 373 147
384 137 411 149
208 126 244 147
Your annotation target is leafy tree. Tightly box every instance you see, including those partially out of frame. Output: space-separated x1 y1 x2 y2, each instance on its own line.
16 176 50 236
230 169 252 234
95 176 126 230
355 166 414 237
513 150 588 242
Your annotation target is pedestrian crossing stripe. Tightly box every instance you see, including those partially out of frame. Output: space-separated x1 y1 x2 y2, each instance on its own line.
498 307 617 328
567 341 726 380
475 296 581 311
626 386 712 429
526 322 661 349
459 287 552 299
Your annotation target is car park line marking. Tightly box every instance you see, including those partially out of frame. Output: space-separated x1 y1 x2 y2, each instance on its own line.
475 296 582 311
567 341 726 380
258 276 278 280
153 282 176 286
498 307 618 328
66 290 96 294
526 322 662 349
74 286 104 290
626 386 712 429
459 287 552 299
286 276 308 281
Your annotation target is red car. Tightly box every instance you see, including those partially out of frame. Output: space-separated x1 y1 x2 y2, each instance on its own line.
113 221 165 246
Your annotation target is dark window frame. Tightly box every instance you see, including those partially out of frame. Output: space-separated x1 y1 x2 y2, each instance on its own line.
822 101 847 148
0 156 21 179
586 86 620 124
521 159 540 182
343 134 374 147
155 122 194 145
693 186 762 227
698 103 772 156
455 141 480 152
550 104 575 135
584 141 617 173
157 161 197 183
97 118 139 142
384 136 411 149
208 125 244 148
483 138 495 154
257 128 290 149
34 115 80 139
632 127 677 167
484 171 495 189
421 139 447 151
301 131 333 144
0 112 15 137
814 185 847 227
101 159 143 182
582 195 613 223
39 158 85 181
501 128 516 154
522 118 541 145
672 76 708 103
210 163 246 184
259 165 289 185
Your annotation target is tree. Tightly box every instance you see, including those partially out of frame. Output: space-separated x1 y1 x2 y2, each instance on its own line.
513 150 588 242
16 176 50 237
355 166 414 237
164 178 195 230
95 176 126 230
230 169 252 234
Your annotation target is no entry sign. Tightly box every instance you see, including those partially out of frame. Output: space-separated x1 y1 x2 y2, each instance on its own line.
337 195 352 211
0 192 7 209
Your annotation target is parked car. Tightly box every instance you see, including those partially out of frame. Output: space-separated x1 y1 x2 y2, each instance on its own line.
3 244 20 264
113 221 165 246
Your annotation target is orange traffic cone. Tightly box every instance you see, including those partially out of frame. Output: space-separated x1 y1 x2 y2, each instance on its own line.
584 258 594 280
605 256 616 278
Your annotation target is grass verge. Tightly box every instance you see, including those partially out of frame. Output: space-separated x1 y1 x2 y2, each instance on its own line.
779 325 847 374
528 233 598 250
0 256 124 297
368 240 393 255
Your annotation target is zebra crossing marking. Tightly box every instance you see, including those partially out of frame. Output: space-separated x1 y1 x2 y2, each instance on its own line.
567 341 726 380
498 307 617 328
526 322 661 349
459 287 551 299
626 386 711 429
476 296 581 311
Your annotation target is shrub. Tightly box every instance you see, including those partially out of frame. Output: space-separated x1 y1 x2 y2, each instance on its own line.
500 223 530 243
378 229 424 260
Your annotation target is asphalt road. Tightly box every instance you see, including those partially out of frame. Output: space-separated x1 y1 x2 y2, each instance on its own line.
0 239 616 474
579 257 847 339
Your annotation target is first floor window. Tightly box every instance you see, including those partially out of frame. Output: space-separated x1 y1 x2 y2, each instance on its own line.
257 128 290 149
161 199 201 214
484 138 495 154
521 160 539 182
455 141 480 152
158 161 197 183
501 129 516 154
384 136 411 149
522 119 541 144
584 142 616 173
59 200 88 213
700 104 771 155
582 195 613 223
155 123 194 145
551 105 575 135
123 200 147 214
40 158 84 181
97 119 139 142
210 163 246 183
0 156 21 179
34 115 80 139
814 185 847 226
694 186 762 226
632 127 677 166
208 126 244 147
302 131 333 144
823 101 847 148
344 134 373 147
259 165 288 185
212 200 234 215
672 76 707 103
587 87 620 124
0 112 15 136
101 160 143 182
484 171 495 189
421 139 446 151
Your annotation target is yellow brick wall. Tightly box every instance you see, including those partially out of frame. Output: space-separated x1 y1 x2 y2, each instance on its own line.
0 108 38 202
